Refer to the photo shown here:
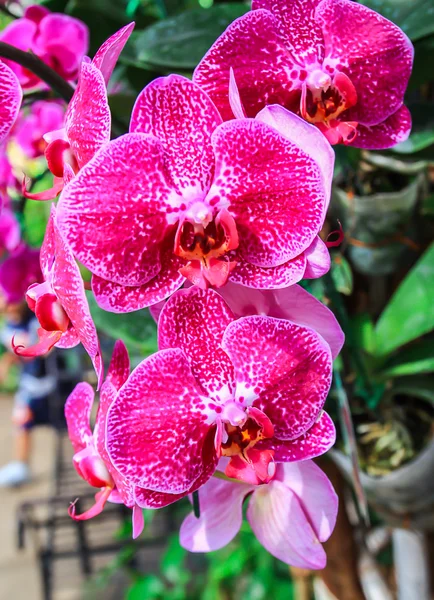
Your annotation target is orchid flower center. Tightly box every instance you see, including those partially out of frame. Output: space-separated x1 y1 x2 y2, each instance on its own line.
300 69 359 144
221 417 271 458
45 137 79 178
174 207 239 288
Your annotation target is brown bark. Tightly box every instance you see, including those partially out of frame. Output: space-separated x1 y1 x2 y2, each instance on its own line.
317 458 366 600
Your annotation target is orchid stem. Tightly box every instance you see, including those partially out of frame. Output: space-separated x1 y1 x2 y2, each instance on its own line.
0 42 74 102
192 490 200 519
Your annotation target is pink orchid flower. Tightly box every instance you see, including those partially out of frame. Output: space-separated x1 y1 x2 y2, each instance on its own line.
23 23 135 201
0 243 41 304
65 341 144 538
180 460 337 569
0 207 20 256
0 5 88 88
12 206 103 386
194 0 413 148
14 100 65 159
56 74 334 312
105 286 336 498
0 61 22 147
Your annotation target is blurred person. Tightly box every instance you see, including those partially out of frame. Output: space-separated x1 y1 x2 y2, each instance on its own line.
0 297 56 486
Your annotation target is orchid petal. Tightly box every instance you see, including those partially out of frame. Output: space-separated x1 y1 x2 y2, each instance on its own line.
65 61 110 168
229 253 307 288
130 74 221 194
350 105 412 150
253 0 324 64
256 105 334 213
91 250 185 313
276 460 338 542
158 287 235 399
132 505 144 539
303 236 331 279
51 217 103 387
92 23 135 85
13 327 62 357
180 478 250 552
248 479 327 568
218 282 344 360
0 61 22 143
228 67 245 119
222 316 332 440
106 348 218 494
57 133 177 287
68 486 112 521
65 382 95 454
317 0 413 126
22 176 64 201
264 411 336 461
210 119 326 267
194 10 297 121
55 327 80 349
107 339 130 390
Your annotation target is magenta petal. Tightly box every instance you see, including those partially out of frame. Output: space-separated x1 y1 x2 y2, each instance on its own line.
210 119 325 266
92 23 135 86
134 486 187 509
194 10 296 120
317 0 413 126
132 504 144 539
303 236 330 279
106 339 130 390
65 61 110 168
247 480 327 568
230 253 307 289
222 316 332 440
130 75 221 193
255 105 334 213
57 133 177 287
276 460 338 542
253 0 324 64
159 287 235 399
0 61 22 143
219 282 344 359
350 105 412 150
55 327 80 349
265 411 336 461
106 348 218 494
51 217 103 387
65 382 94 454
91 251 185 313
180 477 250 552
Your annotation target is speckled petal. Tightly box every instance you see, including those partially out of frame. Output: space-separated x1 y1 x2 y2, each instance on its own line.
303 236 330 279
222 316 332 440
130 75 221 193
91 248 185 313
350 105 412 150
52 216 103 387
252 0 324 65
92 23 135 85
209 119 326 267
65 61 110 168
194 10 297 121
0 61 22 143
317 0 414 126
57 133 178 287
229 253 307 288
158 287 235 399
106 348 218 494
65 382 94 454
106 339 130 390
263 411 336 461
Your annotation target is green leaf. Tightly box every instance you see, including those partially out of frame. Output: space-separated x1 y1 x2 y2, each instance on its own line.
130 4 249 70
23 197 51 247
421 193 434 216
331 254 353 295
350 313 376 354
390 375 434 405
127 576 165 600
380 338 434 377
160 534 188 585
86 293 158 355
359 0 434 41
374 243 434 355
